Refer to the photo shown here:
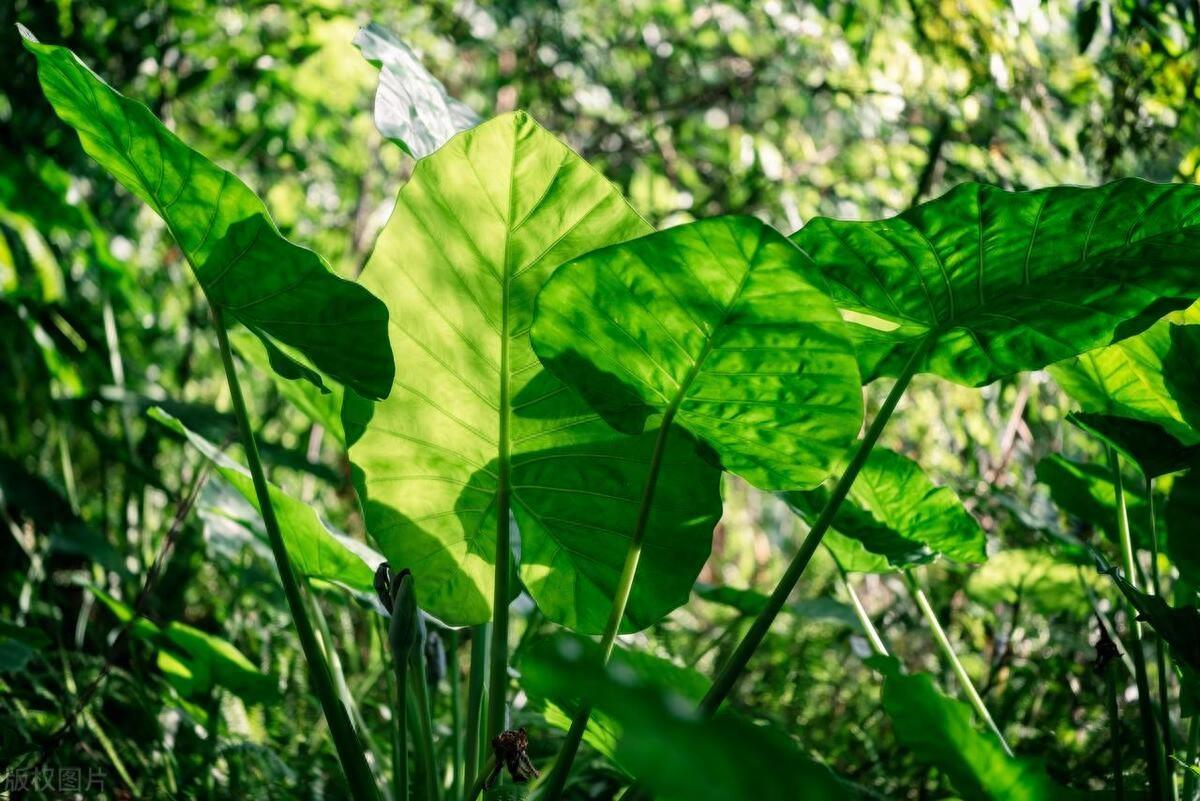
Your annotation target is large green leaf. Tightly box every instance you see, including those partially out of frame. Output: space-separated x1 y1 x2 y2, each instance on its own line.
531 215 863 490
1035 454 1156 547
792 180 1200 386
1100 563 1200 676
524 634 878 800
782 447 985 572
150 408 379 596
21 29 394 400
343 112 722 631
1050 317 1200 447
874 657 1113 800
90 586 277 703
354 23 480 158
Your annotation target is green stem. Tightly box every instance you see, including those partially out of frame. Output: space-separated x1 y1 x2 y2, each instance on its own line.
211 307 378 801
698 334 932 718
391 644 409 801
834 558 888 657
540 415 678 801
449 630 463 801
488 266 515 756
412 648 441 801
464 624 489 793
1107 662 1126 800
466 756 497 801
1110 448 1166 800
1147 480 1179 801
904 570 1012 756
1183 716 1199 801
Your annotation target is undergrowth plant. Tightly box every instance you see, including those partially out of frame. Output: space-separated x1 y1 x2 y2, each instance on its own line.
14 18 1200 801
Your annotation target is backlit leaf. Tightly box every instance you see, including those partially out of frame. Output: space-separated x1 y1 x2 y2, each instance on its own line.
343 112 722 631
532 215 864 490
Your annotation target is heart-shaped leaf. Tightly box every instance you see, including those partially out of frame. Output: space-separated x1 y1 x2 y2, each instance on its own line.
793 180 1200 386
354 23 481 158
22 29 394 400
343 112 722 631
783 447 985 572
873 656 1112 800
531 215 864 490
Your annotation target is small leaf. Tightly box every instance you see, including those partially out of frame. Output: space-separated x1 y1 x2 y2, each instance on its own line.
1077 1 1101 52
353 23 481 158
794 180 1200 386
532 215 864 491
783 447 985 572
22 31 394 399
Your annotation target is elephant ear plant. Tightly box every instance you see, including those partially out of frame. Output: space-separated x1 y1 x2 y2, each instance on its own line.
25 20 1200 801
22 28 392 801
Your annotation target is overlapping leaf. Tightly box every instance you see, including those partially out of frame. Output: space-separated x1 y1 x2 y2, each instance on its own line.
22 29 393 399
524 635 877 800
792 180 1200 386
354 23 480 158
1167 469 1200 585
783 447 985 572
343 112 722 631
1067 412 1200 479
531 216 864 490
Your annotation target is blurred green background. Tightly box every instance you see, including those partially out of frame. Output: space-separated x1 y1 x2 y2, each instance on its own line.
2 0 1199 798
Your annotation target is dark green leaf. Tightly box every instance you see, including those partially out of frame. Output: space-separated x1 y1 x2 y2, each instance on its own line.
874 656 1114 799
21 29 394 399
343 112 722 631
524 634 880 800
532 215 864 490
1068 412 1200 478
793 180 1200 386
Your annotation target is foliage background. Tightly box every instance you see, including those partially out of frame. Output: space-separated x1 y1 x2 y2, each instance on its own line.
2 0 1199 798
